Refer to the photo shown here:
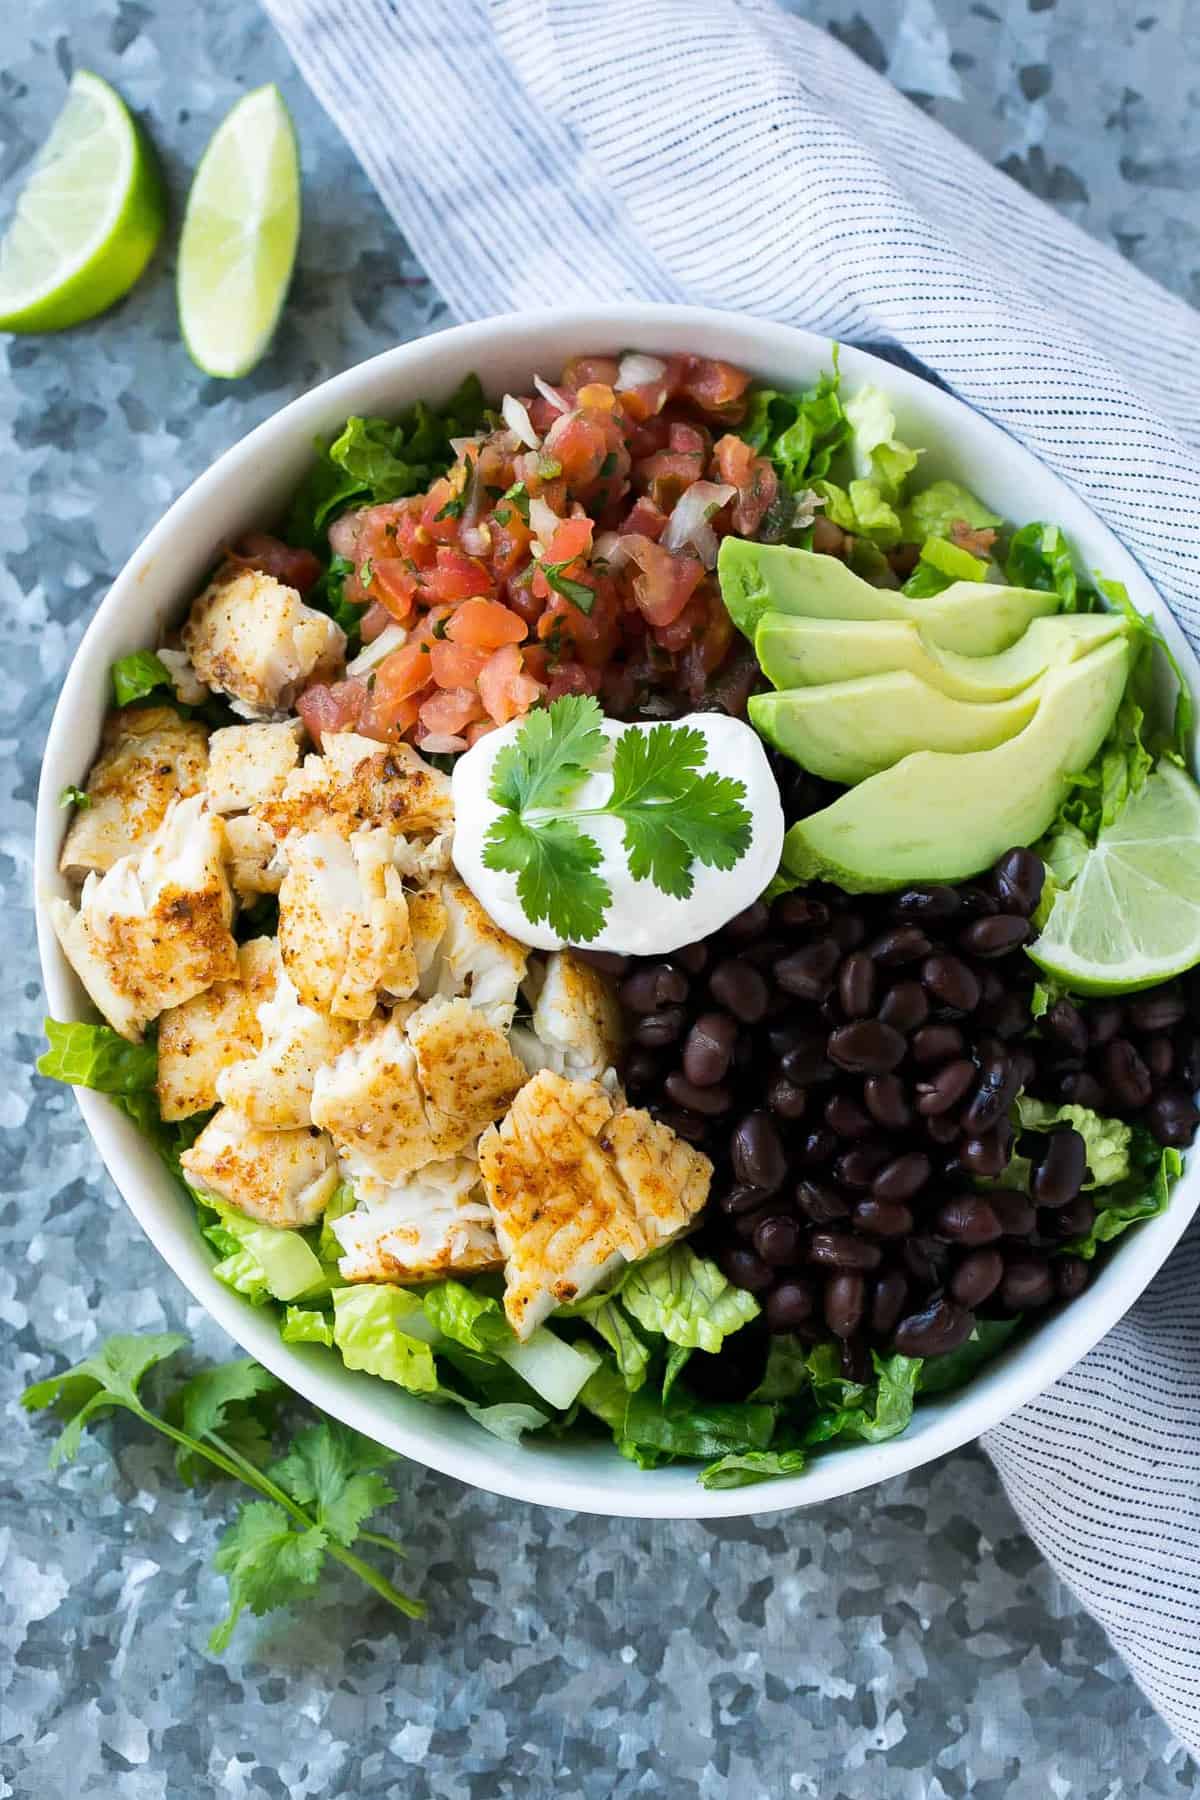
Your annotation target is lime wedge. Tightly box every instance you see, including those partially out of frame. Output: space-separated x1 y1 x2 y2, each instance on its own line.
1031 761 1200 993
0 70 165 333
177 85 300 379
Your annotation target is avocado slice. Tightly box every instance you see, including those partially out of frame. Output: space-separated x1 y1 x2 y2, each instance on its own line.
749 672 1044 786
718 538 1058 655
755 610 1128 701
781 637 1131 891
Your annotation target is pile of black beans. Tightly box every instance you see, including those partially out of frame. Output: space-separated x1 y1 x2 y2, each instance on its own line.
590 847 1200 1373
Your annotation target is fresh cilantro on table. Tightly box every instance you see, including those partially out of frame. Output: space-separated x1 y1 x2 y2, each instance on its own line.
481 696 753 942
22 1333 424 1653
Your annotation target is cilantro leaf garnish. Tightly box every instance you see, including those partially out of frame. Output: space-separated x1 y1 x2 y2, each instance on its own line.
502 480 531 523
59 784 91 811
541 559 596 615
482 697 753 940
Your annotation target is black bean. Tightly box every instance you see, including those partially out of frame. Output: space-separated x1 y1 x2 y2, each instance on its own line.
866 924 933 966
795 1129 838 1170
651 1104 709 1143
869 1270 909 1336
827 1020 907 1074
772 893 830 931
922 955 981 1013
673 941 709 974
719 1184 770 1216
1146 1089 1200 1148
958 884 1000 919
682 1011 737 1087
957 1125 1015 1179
1043 1195 1095 1239
1087 1001 1124 1045
872 1151 931 1205
709 957 769 1023
1104 1038 1153 1110
961 1049 1018 1135
753 1213 804 1267
724 899 770 942
767 1074 809 1119
839 1336 873 1386
958 915 1031 959
1129 987 1187 1033
863 1073 913 1131
774 939 840 1003
903 1235 952 1288
741 934 789 972
795 1179 851 1224
853 1197 914 1238
936 1194 1003 1246
1000 1256 1054 1310
1060 1072 1107 1111
1010 1046 1038 1092
731 1111 787 1192
766 1281 816 1332
620 964 688 1014
1176 1030 1200 1089
978 990 1032 1040
991 847 1045 917
890 884 962 922
989 1191 1037 1237
894 1297 975 1358
834 1145 892 1190
830 912 867 952
916 1058 977 1117
1044 999 1089 1057
720 1246 775 1293
825 1092 874 1139
634 1007 687 1047
781 1034 836 1086
808 1232 883 1271
664 1072 733 1116
924 1110 964 1145
878 980 929 1033
824 1273 866 1338
1055 1257 1090 1301
950 1247 1004 1308
838 951 877 1019
733 1204 775 1240
1144 1035 1175 1085
1031 1127 1087 1207
624 1049 663 1091
912 1023 966 1066
574 949 630 975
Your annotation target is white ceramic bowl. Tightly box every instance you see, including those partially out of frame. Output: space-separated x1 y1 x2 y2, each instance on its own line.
34 304 1200 1519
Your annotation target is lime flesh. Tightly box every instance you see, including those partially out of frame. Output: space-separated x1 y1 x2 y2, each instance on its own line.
1031 760 1200 993
177 85 301 379
0 70 165 332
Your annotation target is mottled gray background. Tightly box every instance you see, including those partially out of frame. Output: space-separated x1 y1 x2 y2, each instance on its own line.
3 1 1198 1794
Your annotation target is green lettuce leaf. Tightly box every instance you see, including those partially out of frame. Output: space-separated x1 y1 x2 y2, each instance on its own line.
458 1400 548 1443
111 649 174 706
281 1306 335 1346
1005 521 1080 609
749 1334 812 1402
901 535 989 598
843 385 919 499
900 480 1002 543
622 1388 777 1460
204 1205 327 1306
1015 1096 1134 1189
698 1447 807 1490
738 365 849 492
1060 1137 1182 1260
812 477 902 548
801 1349 922 1446
587 1300 652 1391
317 1181 357 1270
38 1018 157 1094
421 1279 514 1353
620 1245 760 1354
917 1318 1023 1396
331 1286 440 1393
578 1358 630 1432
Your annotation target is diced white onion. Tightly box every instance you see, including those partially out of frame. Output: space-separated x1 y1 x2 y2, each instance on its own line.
449 434 484 458
529 495 561 549
501 393 541 449
346 622 408 677
592 530 621 564
533 374 570 414
418 733 469 755
660 480 737 569
616 352 667 390
460 522 492 557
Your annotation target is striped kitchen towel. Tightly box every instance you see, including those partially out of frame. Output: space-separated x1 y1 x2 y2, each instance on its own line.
264 0 1200 1751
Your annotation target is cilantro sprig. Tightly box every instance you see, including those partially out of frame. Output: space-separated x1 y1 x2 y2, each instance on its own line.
23 1333 424 1653
482 696 753 942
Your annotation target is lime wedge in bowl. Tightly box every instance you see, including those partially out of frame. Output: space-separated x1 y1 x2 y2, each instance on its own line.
0 70 165 332
1031 760 1200 993
177 85 301 379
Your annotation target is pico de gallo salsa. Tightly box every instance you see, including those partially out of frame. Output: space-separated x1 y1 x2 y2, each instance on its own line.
292 351 781 754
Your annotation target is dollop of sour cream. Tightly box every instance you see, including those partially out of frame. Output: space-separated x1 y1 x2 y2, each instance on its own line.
451 711 785 955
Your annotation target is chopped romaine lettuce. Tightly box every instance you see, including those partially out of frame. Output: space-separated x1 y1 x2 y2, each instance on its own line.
1060 1138 1182 1260
331 1286 440 1392
738 364 848 492
699 1448 807 1490
622 1388 777 1460
496 1329 600 1411
282 1305 335 1346
917 1318 1023 1396
900 480 1001 543
1005 521 1080 609
39 1018 157 1094
1016 1096 1134 1189
620 1244 760 1354
586 1300 653 1391
421 1279 512 1354
801 1348 922 1446
111 648 174 706
843 385 919 498
204 1204 326 1305
812 476 902 548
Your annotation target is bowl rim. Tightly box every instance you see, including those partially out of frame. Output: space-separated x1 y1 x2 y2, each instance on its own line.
33 301 1200 1519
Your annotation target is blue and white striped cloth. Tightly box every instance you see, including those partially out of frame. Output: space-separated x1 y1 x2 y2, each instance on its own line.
265 0 1200 1750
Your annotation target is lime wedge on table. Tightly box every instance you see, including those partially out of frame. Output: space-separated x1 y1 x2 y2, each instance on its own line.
1031 761 1200 994
0 70 165 332
177 85 300 379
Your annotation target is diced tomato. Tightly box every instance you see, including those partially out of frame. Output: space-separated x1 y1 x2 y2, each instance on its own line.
546 661 603 701
616 537 705 628
546 516 594 564
679 356 752 417
373 641 435 705
229 532 323 596
425 545 494 605
430 639 491 689
478 644 545 724
575 382 616 413
527 393 561 436
489 504 534 583
327 512 362 559
543 406 628 500
358 688 423 743
361 601 396 642
618 497 668 540
537 573 622 668
296 678 367 744
616 353 686 423
371 557 420 623
465 718 500 748
420 478 464 545
419 687 485 737
445 597 527 648
713 433 779 537
561 354 621 390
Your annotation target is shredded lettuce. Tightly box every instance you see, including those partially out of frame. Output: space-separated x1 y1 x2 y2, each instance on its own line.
204 1205 326 1306
738 363 849 493
800 1346 922 1446
1061 1137 1182 1260
900 479 1001 543
111 648 174 706
843 385 920 498
917 1319 1023 1396
282 1305 335 1347
698 1447 808 1490
331 1286 440 1392
1005 521 1080 609
620 1244 761 1354
1016 1096 1134 1189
